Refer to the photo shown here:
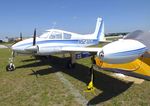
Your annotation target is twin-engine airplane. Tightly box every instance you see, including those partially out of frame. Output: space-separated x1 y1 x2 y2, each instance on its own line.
6 17 147 75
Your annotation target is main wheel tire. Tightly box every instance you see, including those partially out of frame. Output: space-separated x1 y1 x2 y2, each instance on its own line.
6 64 15 71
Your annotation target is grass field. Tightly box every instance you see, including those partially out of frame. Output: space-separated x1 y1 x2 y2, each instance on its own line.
0 48 150 106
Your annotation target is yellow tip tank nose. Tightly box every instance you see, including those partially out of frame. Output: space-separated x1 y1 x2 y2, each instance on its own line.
95 57 150 80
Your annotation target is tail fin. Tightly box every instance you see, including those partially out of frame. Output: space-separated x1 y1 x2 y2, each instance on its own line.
93 17 105 41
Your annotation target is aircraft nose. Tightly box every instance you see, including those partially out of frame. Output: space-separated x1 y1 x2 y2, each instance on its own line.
11 43 24 52
11 43 19 51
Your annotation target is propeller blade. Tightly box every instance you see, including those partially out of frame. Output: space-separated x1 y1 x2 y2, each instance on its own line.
20 32 22 41
33 29 36 46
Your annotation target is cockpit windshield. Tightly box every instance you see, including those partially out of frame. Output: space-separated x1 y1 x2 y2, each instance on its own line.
39 32 50 38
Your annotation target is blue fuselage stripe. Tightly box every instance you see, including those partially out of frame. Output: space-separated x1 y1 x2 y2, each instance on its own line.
15 39 98 47
108 47 147 56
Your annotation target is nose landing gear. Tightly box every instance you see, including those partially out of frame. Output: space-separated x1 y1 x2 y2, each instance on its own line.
6 52 15 71
6 62 15 71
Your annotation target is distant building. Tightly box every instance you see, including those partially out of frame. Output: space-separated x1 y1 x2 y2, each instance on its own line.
6 37 15 42
106 32 129 36
3 37 9 42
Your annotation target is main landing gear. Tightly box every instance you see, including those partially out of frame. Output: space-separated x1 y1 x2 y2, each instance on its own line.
6 52 15 71
67 59 76 69
67 53 76 69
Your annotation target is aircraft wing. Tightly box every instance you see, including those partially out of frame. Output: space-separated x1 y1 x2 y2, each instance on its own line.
61 47 102 52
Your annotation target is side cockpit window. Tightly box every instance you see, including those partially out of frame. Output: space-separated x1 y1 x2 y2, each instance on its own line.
49 31 62 39
63 33 71 39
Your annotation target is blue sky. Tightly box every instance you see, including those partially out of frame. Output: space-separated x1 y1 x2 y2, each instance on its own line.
0 0 150 38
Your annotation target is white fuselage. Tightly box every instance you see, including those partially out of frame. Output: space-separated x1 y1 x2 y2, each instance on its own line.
12 29 99 55
12 17 105 55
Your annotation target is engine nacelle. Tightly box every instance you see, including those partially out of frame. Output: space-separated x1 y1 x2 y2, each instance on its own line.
97 39 147 64
37 46 62 55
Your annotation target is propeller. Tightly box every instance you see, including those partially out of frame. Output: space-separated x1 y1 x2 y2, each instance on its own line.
25 29 38 52
20 32 22 41
33 28 36 46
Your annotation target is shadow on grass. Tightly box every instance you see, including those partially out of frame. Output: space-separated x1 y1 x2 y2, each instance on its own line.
21 58 37 62
16 55 133 105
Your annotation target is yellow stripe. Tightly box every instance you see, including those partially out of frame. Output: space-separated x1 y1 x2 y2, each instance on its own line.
95 57 150 77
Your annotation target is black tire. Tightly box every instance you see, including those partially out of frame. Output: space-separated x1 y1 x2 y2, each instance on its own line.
6 64 15 71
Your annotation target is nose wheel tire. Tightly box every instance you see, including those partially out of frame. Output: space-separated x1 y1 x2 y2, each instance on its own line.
6 64 15 71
